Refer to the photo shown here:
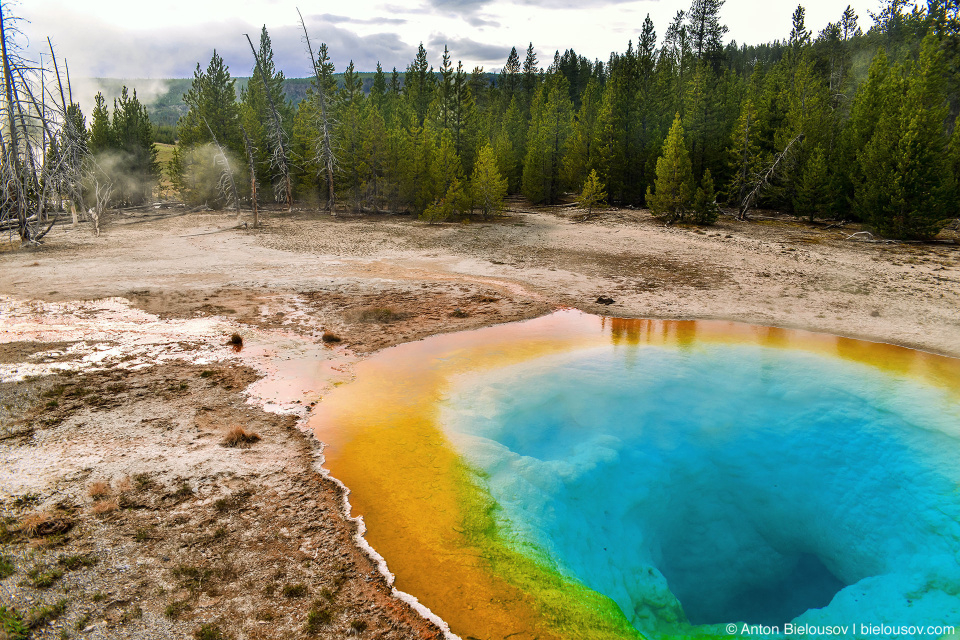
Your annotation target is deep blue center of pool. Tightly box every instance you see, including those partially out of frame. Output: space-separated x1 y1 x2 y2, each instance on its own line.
440 344 960 634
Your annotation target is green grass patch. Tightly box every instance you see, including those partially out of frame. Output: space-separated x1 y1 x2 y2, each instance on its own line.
0 555 15 579
281 583 307 598
58 554 98 570
0 605 29 640
26 566 64 589
164 599 192 619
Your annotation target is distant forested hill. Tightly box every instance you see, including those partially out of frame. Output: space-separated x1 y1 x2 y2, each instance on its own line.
88 73 494 127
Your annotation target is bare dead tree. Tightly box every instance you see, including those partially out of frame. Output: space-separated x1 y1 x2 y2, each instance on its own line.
202 116 241 213
239 124 259 228
243 33 292 212
90 178 111 236
297 8 337 212
737 133 804 221
0 4 88 242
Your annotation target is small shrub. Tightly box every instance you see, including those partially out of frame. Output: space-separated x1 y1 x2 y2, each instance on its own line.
255 608 275 621
26 566 64 589
90 593 106 602
304 604 332 632
200 370 216 378
321 331 341 343
263 583 276 597
194 623 227 640
282 583 307 598
135 528 152 543
172 564 213 591
0 605 29 640
26 599 68 627
0 555 15 579
227 333 243 347
87 481 110 499
449 308 469 318
19 512 73 538
132 473 155 491
221 425 260 448
74 611 92 630
164 599 191 619
57 554 98 571
91 498 119 515
120 605 143 623
350 619 368 633
12 493 40 508
357 307 403 323
174 482 194 499
45 400 59 409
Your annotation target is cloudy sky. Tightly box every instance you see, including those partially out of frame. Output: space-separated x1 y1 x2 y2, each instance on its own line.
20 0 884 83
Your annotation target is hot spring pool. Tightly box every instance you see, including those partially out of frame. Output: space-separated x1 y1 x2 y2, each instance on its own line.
310 312 960 640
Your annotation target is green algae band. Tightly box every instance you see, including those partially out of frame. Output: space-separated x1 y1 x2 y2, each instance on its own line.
310 311 960 640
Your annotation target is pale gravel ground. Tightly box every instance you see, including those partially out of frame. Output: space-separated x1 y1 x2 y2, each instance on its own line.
2 206 958 356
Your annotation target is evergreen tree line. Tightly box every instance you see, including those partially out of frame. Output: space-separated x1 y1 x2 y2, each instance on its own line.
87 86 160 207
160 0 958 238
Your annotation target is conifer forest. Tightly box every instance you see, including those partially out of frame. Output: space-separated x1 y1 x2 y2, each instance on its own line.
3 0 960 240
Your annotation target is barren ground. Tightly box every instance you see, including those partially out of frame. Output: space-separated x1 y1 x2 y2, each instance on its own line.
1 202 958 640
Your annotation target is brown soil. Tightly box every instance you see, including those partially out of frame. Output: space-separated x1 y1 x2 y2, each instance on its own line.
1 362 442 640
1 202 958 639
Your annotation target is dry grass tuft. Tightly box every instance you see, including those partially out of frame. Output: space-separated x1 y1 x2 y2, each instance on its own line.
355 307 405 323
87 481 111 499
115 476 134 493
221 425 261 448
19 512 73 538
91 498 119 515
321 331 342 343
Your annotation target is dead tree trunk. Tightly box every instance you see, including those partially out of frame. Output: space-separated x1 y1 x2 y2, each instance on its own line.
297 9 336 213
738 133 804 221
203 117 241 213
240 124 259 228
243 33 292 212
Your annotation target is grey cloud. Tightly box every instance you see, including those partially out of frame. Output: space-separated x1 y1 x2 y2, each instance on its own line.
428 0 637 10
427 35 510 66
312 13 408 25
24 9 416 80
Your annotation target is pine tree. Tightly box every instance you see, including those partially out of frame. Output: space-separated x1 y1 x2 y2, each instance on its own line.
561 76 601 189
171 51 243 205
370 62 387 113
647 113 693 221
857 36 955 239
111 86 159 205
726 98 764 205
687 0 728 63
360 105 390 211
522 43 540 109
240 26 292 204
578 169 607 217
494 97 526 193
838 48 890 217
499 47 522 109
691 168 719 224
290 97 320 202
522 75 574 204
88 93 113 155
405 43 434 126
470 143 507 218
789 5 812 49
793 144 830 222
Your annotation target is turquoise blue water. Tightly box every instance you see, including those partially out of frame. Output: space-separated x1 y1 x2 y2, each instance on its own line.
440 344 960 637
